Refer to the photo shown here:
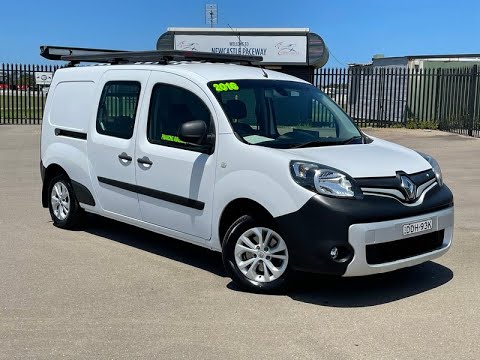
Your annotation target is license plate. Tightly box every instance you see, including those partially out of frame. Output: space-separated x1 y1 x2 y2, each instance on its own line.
403 219 433 236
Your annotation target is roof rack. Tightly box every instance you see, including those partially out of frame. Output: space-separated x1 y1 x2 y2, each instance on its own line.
40 46 263 65
40 45 127 61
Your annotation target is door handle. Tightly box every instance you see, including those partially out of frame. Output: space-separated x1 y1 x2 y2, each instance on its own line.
137 156 153 166
118 152 132 162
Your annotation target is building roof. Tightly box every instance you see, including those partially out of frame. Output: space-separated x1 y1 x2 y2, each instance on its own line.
348 62 372 67
373 53 480 61
166 27 310 35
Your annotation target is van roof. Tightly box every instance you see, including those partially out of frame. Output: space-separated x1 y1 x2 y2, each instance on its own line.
53 62 308 84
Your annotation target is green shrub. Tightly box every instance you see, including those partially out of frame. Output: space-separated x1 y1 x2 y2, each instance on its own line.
406 119 439 129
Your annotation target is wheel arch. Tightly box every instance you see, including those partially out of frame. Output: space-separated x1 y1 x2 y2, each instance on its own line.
218 198 274 244
42 164 69 208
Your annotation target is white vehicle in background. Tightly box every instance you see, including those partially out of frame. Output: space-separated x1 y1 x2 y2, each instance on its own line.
39 46 454 293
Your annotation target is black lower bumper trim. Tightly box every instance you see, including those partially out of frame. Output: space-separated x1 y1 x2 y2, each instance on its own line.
366 230 444 265
274 184 453 275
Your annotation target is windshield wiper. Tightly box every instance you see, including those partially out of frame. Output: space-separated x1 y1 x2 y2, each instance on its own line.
341 135 364 145
288 140 341 149
288 135 364 149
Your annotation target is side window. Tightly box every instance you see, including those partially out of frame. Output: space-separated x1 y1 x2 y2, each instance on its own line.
147 83 212 148
96 81 141 139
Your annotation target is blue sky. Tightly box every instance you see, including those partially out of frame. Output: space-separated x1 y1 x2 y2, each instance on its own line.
1 0 479 67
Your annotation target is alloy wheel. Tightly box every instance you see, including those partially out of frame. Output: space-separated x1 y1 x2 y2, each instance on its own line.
234 227 289 283
51 181 70 221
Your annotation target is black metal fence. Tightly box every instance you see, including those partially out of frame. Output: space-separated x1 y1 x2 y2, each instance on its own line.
0 63 60 125
1 62 479 138
314 65 480 137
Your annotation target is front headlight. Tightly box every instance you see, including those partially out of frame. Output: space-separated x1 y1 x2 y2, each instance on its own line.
418 152 443 186
290 161 362 199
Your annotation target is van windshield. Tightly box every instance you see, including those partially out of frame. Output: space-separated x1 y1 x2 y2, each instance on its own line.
208 80 362 149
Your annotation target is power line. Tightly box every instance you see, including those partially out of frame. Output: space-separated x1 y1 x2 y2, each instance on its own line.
329 49 346 67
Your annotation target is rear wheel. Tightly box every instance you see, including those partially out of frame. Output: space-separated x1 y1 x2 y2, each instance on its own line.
222 214 290 294
48 175 83 229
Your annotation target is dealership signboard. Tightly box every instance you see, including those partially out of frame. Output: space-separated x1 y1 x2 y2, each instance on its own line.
35 72 53 86
157 28 329 81
174 35 307 64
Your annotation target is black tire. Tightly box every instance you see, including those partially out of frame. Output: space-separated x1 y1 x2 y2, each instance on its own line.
222 214 291 294
47 175 83 229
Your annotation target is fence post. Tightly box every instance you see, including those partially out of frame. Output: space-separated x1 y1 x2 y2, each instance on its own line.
467 65 478 137
1 63 4 124
434 68 441 127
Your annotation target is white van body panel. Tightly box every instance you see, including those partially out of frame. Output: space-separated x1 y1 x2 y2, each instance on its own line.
281 137 432 178
208 133 314 250
42 141 90 193
48 81 96 131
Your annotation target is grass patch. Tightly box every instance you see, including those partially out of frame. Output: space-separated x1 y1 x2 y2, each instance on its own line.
0 94 46 120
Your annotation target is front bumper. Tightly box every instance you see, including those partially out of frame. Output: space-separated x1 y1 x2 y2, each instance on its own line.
274 183 454 275
343 207 453 276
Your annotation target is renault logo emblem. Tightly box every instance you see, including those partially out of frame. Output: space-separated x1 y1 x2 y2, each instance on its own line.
400 175 417 201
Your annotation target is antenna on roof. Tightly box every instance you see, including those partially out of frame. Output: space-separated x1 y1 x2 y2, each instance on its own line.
227 24 268 78
205 4 218 28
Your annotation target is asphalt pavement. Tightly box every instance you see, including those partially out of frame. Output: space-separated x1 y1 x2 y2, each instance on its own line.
0 126 479 359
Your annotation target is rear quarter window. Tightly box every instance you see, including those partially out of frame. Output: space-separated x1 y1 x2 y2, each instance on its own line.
48 81 96 132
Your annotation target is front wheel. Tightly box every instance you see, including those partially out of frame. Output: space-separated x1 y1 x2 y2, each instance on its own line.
222 215 290 294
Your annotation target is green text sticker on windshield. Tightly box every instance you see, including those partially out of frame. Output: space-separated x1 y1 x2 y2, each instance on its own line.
161 134 185 144
212 82 239 92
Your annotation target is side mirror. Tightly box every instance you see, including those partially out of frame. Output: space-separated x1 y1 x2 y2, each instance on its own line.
178 120 208 144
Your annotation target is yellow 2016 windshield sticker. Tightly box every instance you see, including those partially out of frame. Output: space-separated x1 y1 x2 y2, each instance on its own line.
212 82 239 92
161 134 185 143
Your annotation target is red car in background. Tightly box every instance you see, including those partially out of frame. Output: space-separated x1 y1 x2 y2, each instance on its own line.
0 84 10 90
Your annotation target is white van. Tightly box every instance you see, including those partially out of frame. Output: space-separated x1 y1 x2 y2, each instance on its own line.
40 47 454 293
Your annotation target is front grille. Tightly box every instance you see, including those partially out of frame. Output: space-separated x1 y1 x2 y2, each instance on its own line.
356 169 436 203
356 169 435 189
366 230 445 265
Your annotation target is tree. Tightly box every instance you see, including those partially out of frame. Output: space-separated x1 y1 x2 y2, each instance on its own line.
18 74 34 86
